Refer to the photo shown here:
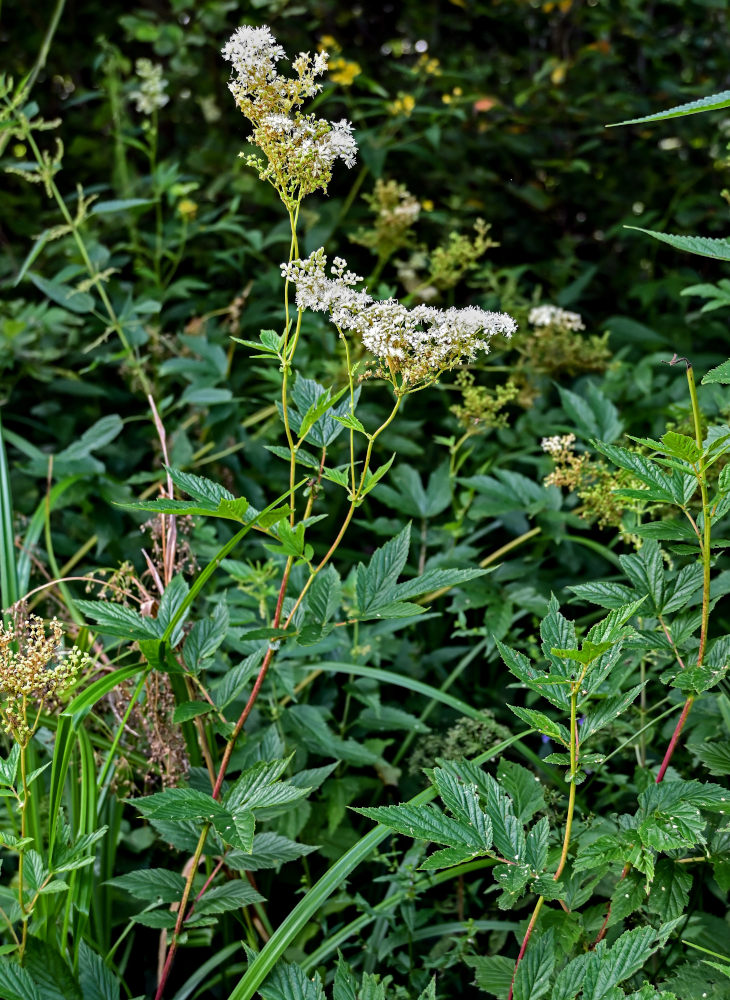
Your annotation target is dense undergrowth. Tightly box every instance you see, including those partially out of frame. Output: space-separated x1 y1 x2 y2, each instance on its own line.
4 2 730 999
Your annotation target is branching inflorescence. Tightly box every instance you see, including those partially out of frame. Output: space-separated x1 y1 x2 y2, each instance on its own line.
281 248 516 390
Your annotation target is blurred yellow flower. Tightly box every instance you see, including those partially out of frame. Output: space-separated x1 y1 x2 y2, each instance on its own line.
318 35 341 54
413 54 442 76
330 57 361 86
177 199 198 220
388 93 416 116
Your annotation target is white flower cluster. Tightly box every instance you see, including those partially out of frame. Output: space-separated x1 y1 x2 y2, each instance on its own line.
541 433 576 455
221 25 286 99
221 25 357 205
130 58 170 116
261 113 356 171
528 304 584 331
282 250 516 388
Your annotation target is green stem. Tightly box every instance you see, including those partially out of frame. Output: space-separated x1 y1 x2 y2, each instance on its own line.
18 734 28 959
154 823 209 1000
509 691 579 998
21 127 153 397
282 394 403 627
656 362 710 783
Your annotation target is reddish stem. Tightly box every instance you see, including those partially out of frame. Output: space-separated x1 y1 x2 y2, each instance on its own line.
655 696 694 784
156 562 292 999
507 897 544 1000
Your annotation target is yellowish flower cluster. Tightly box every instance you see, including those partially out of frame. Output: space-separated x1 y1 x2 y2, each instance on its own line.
0 615 88 744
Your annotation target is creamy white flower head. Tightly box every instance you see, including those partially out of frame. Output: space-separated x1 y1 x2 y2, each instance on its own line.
529 304 584 331
321 119 357 169
221 25 285 98
282 250 516 388
541 433 576 455
222 26 357 206
130 58 169 116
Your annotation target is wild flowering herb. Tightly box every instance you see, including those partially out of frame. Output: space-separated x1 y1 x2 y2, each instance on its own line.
129 58 170 116
222 25 357 209
0 614 87 745
281 248 516 389
528 303 585 331
351 178 422 260
514 301 611 375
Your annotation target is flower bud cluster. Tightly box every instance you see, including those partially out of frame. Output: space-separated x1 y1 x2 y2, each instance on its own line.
528 304 585 331
282 249 516 389
222 25 357 207
351 179 421 258
129 59 170 116
0 615 88 744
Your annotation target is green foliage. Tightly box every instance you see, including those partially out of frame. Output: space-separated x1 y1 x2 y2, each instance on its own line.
4 4 730 1000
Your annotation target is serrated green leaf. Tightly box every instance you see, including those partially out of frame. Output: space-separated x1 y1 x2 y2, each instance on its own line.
355 523 411 614
107 868 186 902
508 706 570 746
648 859 691 921
465 954 514 998
78 941 121 1000
134 787 228 822
524 816 549 872
195 880 264 914
358 453 397 501
583 926 658 1000
579 684 644 742
568 580 636 609
393 566 486 602
695 741 730 776
661 431 702 463
74 599 161 640
703 359 730 385
497 760 545 824
258 959 325 1000
513 927 555 1000
354 802 476 848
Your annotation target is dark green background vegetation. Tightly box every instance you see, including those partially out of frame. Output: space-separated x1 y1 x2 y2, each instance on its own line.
4 1 730 998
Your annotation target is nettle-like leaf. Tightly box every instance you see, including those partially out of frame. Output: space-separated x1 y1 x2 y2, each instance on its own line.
461 468 561 518
106 868 186 903
257 953 435 1000
553 925 666 1000
513 927 555 1000
298 565 341 645
183 602 229 672
637 779 730 852
286 376 359 448
558 383 623 443
120 465 252 523
355 759 547 905
134 757 312 854
594 441 696 507
627 227 730 263
375 461 452 518
610 89 730 126
0 744 20 788
500 599 642 749
352 523 485 620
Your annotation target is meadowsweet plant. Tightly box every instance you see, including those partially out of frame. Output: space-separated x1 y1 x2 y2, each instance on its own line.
1 23 517 999
353 351 730 999
0 612 102 964
6 13 730 1000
